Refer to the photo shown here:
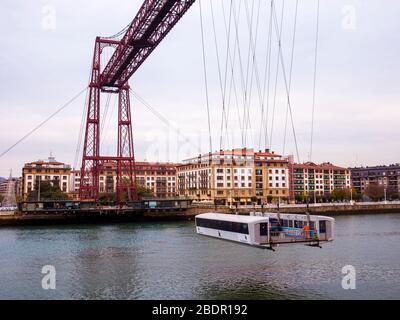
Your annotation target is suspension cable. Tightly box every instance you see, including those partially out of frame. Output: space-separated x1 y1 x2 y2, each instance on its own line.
73 86 90 169
282 0 299 156
0 87 87 159
130 89 200 151
269 0 285 151
260 0 274 150
222 0 243 150
199 0 213 154
309 0 320 162
272 1 301 163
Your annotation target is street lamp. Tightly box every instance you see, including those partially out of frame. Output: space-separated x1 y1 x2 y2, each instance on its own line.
37 176 41 202
384 187 387 204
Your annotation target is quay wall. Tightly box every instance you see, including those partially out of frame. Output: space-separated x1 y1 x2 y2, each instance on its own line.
0 203 400 227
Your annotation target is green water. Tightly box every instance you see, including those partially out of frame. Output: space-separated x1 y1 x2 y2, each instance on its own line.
0 213 399 299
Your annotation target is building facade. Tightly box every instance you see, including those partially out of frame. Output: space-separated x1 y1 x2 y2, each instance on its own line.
177 148 289 205
136 162 177 198
350 164 400 197
22 156 72 200
290 162 351 199
70 161 178 198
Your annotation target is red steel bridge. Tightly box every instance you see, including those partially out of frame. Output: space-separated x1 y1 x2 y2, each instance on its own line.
80 0 196 203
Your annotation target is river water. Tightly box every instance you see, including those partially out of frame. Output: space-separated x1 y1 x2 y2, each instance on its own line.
0 213 399 300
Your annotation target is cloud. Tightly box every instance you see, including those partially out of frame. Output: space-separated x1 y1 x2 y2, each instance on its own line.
0 0 399 177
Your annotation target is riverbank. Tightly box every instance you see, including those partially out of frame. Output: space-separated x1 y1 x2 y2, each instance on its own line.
190 202 400 216
1 202 400 226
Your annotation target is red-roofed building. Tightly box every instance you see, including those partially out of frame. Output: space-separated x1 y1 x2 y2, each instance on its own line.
69 161 179 198
290 161 351 199
177 148 290 205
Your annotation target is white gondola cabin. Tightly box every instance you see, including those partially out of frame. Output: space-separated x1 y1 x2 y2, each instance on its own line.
195 212 334 249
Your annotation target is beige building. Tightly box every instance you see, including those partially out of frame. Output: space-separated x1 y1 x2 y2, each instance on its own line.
254 150 289 202
291 162 351 198
22 156 72 200
70 161 178 198
177 148 290 205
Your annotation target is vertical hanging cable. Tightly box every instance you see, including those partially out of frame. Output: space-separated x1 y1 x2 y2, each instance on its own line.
272 1 301 163
199 0 213 154
209 0 227 151
309 0 320 162
269 0 285 151
222 0 243 151
221 0 234 150
282 0 299 156
74 86 90 169
261 0 274 150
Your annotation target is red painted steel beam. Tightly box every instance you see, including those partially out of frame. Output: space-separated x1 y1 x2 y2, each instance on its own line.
100 0 195 87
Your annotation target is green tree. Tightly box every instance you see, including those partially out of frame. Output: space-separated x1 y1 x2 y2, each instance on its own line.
137 186 154 198
99 193 116 205
27 181 69 201
351 188 362 201
331 189 348 201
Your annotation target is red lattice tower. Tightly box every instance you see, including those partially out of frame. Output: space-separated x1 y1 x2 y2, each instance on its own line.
80 0 196 203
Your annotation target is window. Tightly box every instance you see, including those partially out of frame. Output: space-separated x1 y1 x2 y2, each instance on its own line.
282 220 289 227
196 218 249 235
260 223 268 236
319 220 326 233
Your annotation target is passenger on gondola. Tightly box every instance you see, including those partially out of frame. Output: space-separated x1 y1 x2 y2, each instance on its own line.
303 224 310 238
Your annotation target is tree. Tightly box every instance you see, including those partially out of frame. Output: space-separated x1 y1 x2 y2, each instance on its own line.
267 195 273 204
27 181 69 201
331 188 348 201
364 184 385 201
351 188 362 201
99 193 116 205
295 194 304 203
390 193 399 200
137 186 154 198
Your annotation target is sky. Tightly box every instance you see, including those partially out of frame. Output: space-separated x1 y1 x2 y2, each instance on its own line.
0 0 400 178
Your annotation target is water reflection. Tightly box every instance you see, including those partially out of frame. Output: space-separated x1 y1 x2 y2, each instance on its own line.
0 214 399 299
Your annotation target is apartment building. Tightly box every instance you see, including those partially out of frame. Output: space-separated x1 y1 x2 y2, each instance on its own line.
177 148 290 205
291 162 351 198
21 156 72 200
254 151 289 201
136 161 177 198
70 161 178 198
350 164 400 197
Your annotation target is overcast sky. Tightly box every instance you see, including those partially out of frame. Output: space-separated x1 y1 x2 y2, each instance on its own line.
1 0 400 178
